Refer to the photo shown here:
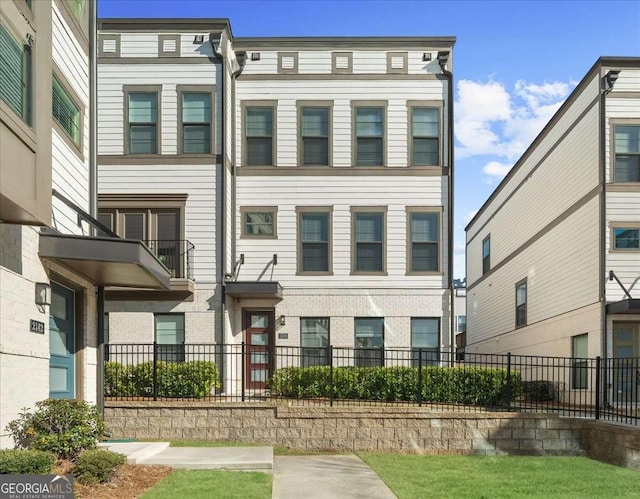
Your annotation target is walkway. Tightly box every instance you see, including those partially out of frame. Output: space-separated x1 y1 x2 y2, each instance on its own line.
98 442 396 498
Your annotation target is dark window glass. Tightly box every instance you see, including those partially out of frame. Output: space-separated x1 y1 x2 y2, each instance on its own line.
411 212 439 271
356 107 383 166
246 107 273 165
301 318 330 367
355 212 383 272
354 318 384 367
300 213 329 272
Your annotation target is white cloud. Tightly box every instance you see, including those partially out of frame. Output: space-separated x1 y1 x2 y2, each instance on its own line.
482 161 512 180
463 209 479 225
455 78 574 166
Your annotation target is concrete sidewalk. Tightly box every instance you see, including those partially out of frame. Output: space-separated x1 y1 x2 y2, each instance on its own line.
272 455 397 499
98 442 273 471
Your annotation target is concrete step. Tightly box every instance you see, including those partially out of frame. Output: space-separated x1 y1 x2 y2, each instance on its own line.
98 441 170 464
138 446 274 471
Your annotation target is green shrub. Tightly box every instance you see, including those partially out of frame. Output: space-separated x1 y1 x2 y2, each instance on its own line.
73 449 126 485
523 380 564 402
5 400 106 460
105 360 220 398
269 365 522 407
0 449 56 474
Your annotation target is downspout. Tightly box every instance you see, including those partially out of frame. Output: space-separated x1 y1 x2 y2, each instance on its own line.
89 0 104 413
599 67 608 363
439 52 455 366
230 53 246 270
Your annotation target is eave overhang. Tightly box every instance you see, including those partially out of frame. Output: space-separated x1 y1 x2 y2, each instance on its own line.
225 281 283 301
607 299 640 315
39 233 171 290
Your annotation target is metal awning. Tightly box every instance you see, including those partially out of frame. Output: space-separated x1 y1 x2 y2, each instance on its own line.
607 299 640 315
39 233 171 290
225 281 283 300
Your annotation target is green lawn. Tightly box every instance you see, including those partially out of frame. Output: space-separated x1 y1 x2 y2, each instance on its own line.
141 470 271 499
359 454 640 499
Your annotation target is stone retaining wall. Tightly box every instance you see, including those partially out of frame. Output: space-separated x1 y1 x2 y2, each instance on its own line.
104 402 640 469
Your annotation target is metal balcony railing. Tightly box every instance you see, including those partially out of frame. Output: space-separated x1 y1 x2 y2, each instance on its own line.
144 240 194 280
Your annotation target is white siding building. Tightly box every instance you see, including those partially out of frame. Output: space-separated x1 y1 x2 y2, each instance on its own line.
97 22 456 391
465 58 640 372
0 1 169 448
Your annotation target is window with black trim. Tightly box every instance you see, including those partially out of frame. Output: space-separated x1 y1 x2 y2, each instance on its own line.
155 314 185 363
301 107 329 166
127 92 158 154
245 106 274 166
411 318 440 367
354 318 384 367
482 236 491 275
515 279 527 328
0 22 32 124
408 211 439 273
411 107 439 166
301 318 330 367
571 333 588 389
180 92 212 154
52 75 81 148
355 107 384 166
298 209 331 273
614 125 640 182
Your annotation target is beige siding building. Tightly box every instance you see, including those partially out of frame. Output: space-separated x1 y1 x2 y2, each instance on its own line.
0 1 169 448
466 58 640 370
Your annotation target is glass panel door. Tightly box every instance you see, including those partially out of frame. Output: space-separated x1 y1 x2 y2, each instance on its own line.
49 283 75 399
245 311 274 389
613 323 639 403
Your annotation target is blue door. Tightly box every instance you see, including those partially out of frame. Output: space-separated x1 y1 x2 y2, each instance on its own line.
49 283 75 399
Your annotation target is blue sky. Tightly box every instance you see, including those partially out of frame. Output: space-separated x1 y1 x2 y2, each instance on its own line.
99 0 640 278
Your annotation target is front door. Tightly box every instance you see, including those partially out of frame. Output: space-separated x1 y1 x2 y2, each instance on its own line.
613 322 640 403
49 283 75 399
244 311 275 389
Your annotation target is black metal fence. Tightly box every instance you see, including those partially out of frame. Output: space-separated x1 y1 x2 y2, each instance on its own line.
104 344 640 426
144 240 194 279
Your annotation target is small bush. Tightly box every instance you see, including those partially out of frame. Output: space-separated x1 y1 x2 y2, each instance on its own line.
523 380 565 402
73 449 126 485
105 360 220 398
0 449 56 474
269 365 522 407
5 400 105 460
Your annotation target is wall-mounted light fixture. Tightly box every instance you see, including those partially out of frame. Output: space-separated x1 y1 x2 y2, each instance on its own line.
251 52 261 61
422 52 432 61
35 282 51 307
278 315 286 327
193 34 204 44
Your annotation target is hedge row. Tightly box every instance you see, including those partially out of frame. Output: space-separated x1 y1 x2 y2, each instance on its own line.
0 449 55 474
105 360 220 398
269 366 522 406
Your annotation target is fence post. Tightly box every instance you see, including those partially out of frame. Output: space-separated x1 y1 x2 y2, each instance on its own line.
241 342 246 402
417 348 423 407
329 345 334 408
152 341 158 401
595 356 601 420
506 352 512 411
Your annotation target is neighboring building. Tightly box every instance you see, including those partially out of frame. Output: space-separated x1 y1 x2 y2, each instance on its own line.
454 278 466 360
97 20 456 390
0 1 169 447
465 58 640 368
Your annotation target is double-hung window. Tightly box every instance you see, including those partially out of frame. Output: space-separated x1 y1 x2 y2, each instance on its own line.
52 74 81 149
353 209 385 273
408 210 439 273
614 125 640 182
300 106 330 166
482 236 491 275
612 226 640 250
515 279 527 328
301 318 330 367
155 314 185 363
411 107 440 166
571 334 588 389
354 318 384 367
0 22 31 124
411 318 440 367
298 208 331 273
127 90 159 154
245 105 274 166
241 208 277 238
355 106 385 166
180 91 212 154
